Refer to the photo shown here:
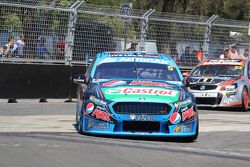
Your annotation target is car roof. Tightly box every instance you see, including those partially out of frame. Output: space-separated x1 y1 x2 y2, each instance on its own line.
95 51 177 66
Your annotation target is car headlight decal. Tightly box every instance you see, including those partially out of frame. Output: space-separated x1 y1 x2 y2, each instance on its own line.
220 83 238 91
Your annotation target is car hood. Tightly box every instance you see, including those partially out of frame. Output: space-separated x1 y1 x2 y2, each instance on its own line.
188 76 241 85
97 80 182 103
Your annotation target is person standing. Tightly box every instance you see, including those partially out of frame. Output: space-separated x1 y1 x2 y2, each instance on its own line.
243 48 249 59
16 34 25 58
56 35 65 60
227 44 239 59
180 46 192 66
220 48 230 59
0 45 3 57
36 36 50 58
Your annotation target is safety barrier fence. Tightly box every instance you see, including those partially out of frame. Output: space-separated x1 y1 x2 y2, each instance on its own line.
0 0 249 68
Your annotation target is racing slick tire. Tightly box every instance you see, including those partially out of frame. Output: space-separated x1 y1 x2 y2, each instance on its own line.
241 87 249 112
76 99 83 134
76 111 83 134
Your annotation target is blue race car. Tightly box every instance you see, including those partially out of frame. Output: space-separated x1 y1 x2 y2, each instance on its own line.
74 51 198 141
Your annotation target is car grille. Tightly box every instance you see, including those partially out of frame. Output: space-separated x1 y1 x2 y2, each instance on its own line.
123 121 160 132
113 102 171 115
190 85 217 90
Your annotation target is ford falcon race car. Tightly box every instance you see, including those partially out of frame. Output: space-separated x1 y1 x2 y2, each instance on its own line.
74 51 198 141
186 59 250 111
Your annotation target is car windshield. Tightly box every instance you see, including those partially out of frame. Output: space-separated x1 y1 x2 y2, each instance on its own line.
190 65 244 77
94 62 181 81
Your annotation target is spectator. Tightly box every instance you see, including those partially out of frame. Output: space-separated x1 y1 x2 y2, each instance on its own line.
16 34 25 58
196 48 203 62
220 48 230 59
36 36 50 58
180 46 193 65
56 35 65 60
3 37 18 57
126 41 138 51
228 44 239 59
243 48 249 59
0 45 3 57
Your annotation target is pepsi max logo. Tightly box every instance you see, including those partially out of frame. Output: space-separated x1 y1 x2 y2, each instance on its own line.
86 103 95 114
170 112 181 124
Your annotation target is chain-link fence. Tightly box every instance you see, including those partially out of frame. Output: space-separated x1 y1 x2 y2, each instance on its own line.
0 0 249 68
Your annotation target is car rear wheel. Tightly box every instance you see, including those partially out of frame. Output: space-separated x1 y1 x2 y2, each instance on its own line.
241 87 248 112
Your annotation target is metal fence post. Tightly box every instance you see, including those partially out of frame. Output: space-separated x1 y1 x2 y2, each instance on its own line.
65 0 85 102
139 9 155 51
65 0 85 65
202 15 218 60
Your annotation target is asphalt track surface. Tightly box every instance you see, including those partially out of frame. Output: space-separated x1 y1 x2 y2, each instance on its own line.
0 101 250 167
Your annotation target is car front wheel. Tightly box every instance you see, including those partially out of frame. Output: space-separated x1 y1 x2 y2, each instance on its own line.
241 87 249 112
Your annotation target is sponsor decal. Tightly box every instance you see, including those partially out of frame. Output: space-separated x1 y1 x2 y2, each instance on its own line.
110 54 144 57
110 53 160 59
129 80 170 88
182 106 195 121
174 98 192 108
130 114 136 120
143 54 160 58
137 115 155 121
91 109 113 123
183 123 193 133
170 112 181 124
192 92 218 98
167 81 183 85
168 66 174 71
93 79 109 82
174 124 181 133
103 80 127 87
181 106 188 112
89 96 107 105
203 59 242 66
87 120 108 131
119 57 169 64
86 103 95 114
99 58 115 64
105 87 177 96
200 85 206 90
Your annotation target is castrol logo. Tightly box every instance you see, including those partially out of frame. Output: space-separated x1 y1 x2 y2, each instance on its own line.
105 87 177 96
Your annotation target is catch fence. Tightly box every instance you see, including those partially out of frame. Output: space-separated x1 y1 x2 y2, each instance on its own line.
0 0 249 68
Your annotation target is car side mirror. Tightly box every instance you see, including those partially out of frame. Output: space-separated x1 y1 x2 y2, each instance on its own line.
73 74 86 84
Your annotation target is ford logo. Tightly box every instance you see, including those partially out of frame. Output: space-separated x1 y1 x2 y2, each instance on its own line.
200 85 206 90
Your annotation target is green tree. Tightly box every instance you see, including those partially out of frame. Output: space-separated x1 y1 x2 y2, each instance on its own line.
3 13 22 32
